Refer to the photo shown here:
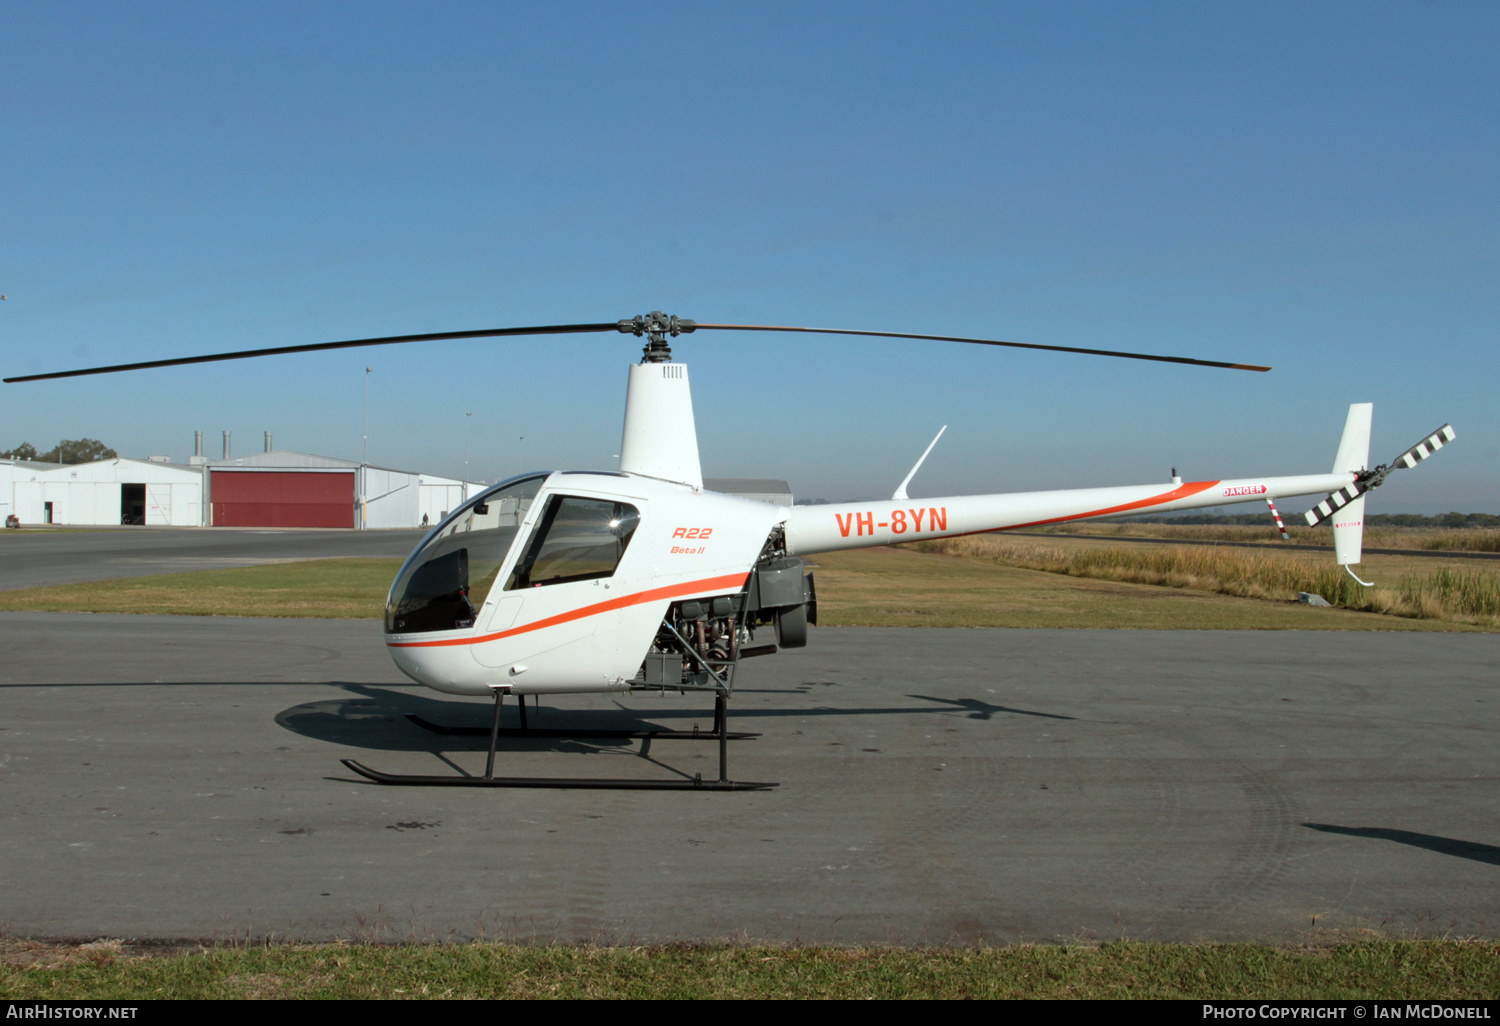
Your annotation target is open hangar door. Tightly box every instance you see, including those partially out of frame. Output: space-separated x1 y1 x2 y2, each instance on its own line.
210 469 354 528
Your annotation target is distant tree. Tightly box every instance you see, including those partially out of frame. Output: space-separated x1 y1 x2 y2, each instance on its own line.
1 442 38 460
35 438 118 464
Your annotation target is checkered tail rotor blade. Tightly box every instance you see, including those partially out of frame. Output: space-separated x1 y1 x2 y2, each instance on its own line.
1304 424 1457 527
1394 425 1456 470
1304 482 1370 527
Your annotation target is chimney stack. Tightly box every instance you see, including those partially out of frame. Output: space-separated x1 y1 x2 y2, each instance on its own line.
264 431 273 453
223 431 231 460
194 431 203 457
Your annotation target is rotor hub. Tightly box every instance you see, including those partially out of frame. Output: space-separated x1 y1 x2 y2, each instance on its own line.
618 311 696 362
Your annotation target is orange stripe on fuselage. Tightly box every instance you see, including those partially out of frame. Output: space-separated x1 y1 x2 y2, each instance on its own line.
386 571 751 649
993 480 1221 532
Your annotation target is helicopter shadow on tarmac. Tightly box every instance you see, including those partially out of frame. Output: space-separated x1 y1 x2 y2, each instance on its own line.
1303 823 1500 868
272 682 1079 758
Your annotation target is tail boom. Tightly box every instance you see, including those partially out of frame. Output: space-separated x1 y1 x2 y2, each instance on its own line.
786 473 1354 555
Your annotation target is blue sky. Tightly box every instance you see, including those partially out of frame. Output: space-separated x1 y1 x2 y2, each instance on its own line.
3 2 1495 512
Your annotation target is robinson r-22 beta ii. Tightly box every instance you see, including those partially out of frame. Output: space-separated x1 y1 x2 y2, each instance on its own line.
6 312 1456 790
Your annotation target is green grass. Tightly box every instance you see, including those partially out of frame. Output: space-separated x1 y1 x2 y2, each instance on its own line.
0 558 403 618
4 940 1498 1000
1398 566 1500 618
0 547 1492 630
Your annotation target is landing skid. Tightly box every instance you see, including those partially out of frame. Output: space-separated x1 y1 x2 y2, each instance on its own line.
339 761 773 791
341 690 777 791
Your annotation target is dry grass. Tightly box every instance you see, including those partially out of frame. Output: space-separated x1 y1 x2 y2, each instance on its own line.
904 534 1500 628
1397 567 1500 619
1411 529 1500 553
1027 521 1500 553
809 545 1478 632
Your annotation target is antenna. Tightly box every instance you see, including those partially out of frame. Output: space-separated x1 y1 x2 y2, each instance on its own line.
893 426 947 502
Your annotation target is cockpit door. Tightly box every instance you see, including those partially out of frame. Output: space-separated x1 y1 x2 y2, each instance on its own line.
471 493 643 674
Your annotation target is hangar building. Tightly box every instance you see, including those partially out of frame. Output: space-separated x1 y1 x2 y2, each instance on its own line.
10 457 205 526
207 450 473 528
2 451 785 529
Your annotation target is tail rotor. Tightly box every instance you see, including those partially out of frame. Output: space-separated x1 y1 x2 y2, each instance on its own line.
1303 424 1456 528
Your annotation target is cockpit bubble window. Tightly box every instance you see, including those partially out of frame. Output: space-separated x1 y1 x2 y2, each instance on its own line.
504 496 640 591
385 475 546 634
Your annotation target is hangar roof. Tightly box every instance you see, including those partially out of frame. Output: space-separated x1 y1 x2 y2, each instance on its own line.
11 457 203 482
208 449 418 475
704 478 794 506
0 458 65 470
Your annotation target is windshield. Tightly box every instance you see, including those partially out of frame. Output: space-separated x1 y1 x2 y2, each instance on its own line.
385 474 546 634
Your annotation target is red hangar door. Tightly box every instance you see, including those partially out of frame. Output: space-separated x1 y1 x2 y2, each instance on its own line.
210 470 355 528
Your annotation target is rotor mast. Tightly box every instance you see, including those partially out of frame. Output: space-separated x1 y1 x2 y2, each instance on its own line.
616 312 704 488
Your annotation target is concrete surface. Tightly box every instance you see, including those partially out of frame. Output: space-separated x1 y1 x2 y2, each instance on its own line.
2 612 1497 945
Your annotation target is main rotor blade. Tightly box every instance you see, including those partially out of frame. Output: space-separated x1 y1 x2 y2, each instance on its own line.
2 323 621 383
693 323 1271 372
6 313 1272 383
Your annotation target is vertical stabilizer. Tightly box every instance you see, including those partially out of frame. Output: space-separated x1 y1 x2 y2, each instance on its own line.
1332 403 1372 475
1331 403 1372 566
619 362 703 488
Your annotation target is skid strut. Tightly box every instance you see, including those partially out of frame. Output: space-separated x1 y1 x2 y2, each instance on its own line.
341 688 776 790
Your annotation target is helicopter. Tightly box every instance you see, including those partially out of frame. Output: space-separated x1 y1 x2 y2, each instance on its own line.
5 312 1455 790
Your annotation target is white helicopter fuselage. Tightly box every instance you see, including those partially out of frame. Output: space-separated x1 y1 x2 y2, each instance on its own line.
385 473 783 695
382 360 1367 698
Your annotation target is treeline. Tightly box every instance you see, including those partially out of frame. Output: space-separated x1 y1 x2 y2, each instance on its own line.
1 439 118 464
1123 512 1500 529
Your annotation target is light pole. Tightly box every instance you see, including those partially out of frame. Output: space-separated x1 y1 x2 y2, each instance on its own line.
464 412 472 502
361 366 372 531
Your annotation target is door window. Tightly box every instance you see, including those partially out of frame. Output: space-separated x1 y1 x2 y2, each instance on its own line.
504 496 641 591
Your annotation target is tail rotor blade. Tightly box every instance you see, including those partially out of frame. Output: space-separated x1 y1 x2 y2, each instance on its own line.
1306 423 1456 527
1394 425 1456 469
1304 482 1369 527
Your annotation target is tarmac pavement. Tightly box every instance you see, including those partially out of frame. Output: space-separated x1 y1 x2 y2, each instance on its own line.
2 612 1496 945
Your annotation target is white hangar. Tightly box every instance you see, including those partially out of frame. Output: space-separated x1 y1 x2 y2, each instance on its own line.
9 457 205 526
